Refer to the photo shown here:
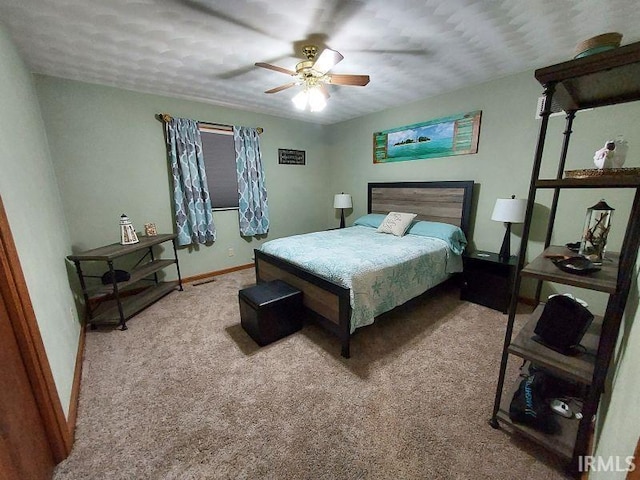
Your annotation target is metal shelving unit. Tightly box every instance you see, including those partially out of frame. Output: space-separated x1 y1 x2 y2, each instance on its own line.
489 41 640 476
68 233 183 330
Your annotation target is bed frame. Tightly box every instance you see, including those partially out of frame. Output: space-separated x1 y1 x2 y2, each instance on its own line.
254 181 474 358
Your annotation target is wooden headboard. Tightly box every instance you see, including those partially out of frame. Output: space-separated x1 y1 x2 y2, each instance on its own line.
367 181 474 238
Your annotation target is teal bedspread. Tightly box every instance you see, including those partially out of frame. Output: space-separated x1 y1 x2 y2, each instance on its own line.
259 225 462 333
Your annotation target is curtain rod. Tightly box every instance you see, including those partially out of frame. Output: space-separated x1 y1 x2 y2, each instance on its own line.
158 113 263 134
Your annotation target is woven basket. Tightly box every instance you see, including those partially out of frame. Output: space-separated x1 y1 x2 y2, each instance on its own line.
565 167 640 179
574 32 622 59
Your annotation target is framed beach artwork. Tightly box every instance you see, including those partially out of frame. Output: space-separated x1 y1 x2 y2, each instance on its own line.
373 111 481 164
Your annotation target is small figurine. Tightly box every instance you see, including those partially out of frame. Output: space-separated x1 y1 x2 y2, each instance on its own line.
593 141 616 169
593 136 628 169
120 214 139 245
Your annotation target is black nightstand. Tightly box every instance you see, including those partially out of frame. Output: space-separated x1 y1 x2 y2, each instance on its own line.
460 251 517 313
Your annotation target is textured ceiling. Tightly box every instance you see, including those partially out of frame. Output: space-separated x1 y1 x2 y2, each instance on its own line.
1 0 639 125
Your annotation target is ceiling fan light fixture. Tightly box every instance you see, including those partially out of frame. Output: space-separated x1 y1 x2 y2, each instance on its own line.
292 90 308 110
308 87 327 112
292 85 326 112
257 44 369 112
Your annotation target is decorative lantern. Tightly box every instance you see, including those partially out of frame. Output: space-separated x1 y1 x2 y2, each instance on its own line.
119 214 139 245
579 200 614 265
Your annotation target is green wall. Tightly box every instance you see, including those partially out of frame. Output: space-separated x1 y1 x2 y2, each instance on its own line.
325 70 640 311
4 27 639 468
325 70 640 471
0 24 78 416
34 76 330 278
591 261 640 479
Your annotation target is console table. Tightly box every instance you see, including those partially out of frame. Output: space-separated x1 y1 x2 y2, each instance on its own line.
67 234 183 330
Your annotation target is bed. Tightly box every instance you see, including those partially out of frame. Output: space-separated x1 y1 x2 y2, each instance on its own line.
254 181 474 358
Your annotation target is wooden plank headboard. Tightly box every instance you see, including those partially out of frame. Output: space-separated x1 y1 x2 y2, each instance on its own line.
367 181 474 238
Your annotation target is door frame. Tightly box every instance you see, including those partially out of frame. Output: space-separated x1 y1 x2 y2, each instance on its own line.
0 196 71 462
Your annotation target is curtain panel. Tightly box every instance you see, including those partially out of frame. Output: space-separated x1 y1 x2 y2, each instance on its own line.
165 117 216 246
233 127 270 236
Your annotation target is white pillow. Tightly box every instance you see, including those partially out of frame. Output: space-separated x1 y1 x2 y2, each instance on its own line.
377 212 417 236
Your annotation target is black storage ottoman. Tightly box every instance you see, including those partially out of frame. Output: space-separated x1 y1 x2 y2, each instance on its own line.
238 280 303 346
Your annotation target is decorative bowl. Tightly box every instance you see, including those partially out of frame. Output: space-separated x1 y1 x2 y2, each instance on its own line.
552 257 601 275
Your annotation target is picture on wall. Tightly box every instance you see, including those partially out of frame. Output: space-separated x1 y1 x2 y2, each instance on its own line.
373 110 481 164
278 149 306 165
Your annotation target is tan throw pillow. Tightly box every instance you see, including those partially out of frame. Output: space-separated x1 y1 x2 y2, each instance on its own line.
377 212 417 236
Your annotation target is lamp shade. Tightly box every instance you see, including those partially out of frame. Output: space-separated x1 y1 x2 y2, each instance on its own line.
333 193 352 209
491 197 526 223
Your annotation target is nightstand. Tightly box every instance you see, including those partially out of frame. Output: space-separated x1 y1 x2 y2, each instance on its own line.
460 251 517 313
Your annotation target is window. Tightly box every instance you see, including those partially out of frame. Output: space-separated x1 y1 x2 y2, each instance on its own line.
199 125 238 210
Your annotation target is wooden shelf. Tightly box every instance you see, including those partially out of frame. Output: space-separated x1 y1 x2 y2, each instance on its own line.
536 176 640 188
521 246 619 294
509 304 601 385
88 259 177 295
90 281 179 325
534 41 640 111
68 234 176 261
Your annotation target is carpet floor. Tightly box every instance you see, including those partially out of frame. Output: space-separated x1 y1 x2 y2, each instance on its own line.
53 269 570 479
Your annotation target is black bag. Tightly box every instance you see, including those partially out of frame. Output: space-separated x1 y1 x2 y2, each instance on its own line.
509 371 558 434
533 294 594 355
101 269 131 285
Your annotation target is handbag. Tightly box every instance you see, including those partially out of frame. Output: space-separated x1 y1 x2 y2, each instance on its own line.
533 294 594 355
101 269 131 285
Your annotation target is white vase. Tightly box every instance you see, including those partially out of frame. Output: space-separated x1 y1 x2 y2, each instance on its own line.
612 136 628 168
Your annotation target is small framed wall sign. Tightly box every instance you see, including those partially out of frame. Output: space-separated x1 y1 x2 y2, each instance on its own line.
278 149 306 165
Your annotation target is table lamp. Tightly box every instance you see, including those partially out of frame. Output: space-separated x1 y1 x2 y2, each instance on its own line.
491 195 526 262
333 193 352 228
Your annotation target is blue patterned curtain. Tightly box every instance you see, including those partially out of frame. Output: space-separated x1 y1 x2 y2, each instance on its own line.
233 126 270 236
165 117 216 246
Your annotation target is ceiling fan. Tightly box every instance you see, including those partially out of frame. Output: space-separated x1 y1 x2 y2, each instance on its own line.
255 45 370 112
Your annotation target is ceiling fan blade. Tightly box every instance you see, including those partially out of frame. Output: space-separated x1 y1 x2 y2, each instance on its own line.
265 82 297 94
328 74 370 86
255 62 296 76
312 48 344 74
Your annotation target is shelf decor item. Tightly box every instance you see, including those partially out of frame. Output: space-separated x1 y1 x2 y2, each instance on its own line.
574 32 622 59
612 136 628 166
144 223 158 236
593 137 628 169
119 214 139 245
578 200 614 265
552 256 601 275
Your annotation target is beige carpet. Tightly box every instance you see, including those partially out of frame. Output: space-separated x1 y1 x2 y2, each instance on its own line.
54 269 570 479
